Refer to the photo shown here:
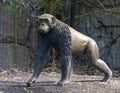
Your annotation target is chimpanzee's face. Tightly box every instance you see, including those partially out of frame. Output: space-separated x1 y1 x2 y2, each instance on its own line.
35 14 56 34
37 19 50 34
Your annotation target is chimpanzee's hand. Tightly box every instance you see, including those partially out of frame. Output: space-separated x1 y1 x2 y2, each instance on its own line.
26 78 36 87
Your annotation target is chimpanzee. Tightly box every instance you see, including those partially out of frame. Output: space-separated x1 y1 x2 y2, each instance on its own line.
27 14 112 87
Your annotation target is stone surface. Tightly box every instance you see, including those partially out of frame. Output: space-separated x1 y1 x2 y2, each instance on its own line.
0 2 120 70
74 8 120 68
0 7 36 71
0 44 13 70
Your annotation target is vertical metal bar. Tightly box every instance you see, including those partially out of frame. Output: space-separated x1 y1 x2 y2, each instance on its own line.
13 10 17 68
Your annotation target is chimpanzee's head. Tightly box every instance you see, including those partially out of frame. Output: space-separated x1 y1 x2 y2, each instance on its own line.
34 14 56 34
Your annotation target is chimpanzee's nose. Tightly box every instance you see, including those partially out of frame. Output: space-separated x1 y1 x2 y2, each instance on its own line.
41 23 45 26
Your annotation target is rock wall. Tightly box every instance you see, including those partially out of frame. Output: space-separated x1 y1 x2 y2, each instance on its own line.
0 8 37 71
74 6 120 68
0 1 120 71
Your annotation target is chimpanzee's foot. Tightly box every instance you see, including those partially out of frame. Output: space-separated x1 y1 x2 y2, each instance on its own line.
57 79 70 86
101 72 112 83
26 82 32 87
26 78 36 87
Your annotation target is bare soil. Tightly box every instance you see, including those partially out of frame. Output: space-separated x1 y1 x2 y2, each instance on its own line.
0 69 120 93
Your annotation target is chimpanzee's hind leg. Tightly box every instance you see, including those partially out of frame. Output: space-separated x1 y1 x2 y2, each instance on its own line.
86 41 112 82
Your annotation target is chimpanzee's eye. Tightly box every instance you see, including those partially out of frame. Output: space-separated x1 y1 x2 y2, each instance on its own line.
44 19 49 23
39 19 44 22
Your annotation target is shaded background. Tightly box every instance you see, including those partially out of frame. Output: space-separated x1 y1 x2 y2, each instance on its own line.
0 0 120 71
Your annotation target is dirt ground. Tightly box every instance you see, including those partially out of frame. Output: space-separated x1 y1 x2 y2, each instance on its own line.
0 69 120 93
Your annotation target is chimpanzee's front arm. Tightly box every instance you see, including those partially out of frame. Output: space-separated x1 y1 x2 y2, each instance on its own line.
27 32 50 87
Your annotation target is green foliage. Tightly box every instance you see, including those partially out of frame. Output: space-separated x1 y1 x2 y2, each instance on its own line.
110 8 120 19
41 0 65 21
2 0 24 13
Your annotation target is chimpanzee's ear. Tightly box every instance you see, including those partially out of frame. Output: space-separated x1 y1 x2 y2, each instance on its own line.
51 17 56 25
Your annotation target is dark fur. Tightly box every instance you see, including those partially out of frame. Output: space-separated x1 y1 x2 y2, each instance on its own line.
27 14 112 87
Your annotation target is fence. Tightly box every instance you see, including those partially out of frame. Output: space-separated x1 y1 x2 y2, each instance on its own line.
0 3 36 71
0 2 120 71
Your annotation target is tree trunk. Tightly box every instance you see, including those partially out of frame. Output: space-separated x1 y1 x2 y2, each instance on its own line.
70 0 76 27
